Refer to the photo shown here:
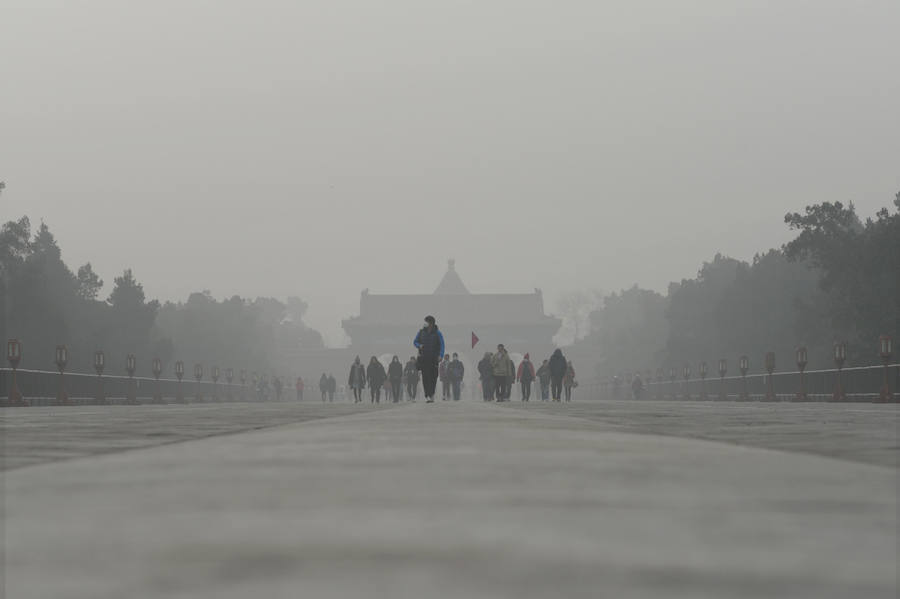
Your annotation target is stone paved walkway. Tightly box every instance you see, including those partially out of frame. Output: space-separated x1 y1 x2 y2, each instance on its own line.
3 401 897 598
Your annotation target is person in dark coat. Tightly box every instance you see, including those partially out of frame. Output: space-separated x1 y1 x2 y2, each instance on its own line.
536 359 551 401
549 349 567 402
404 356 419 401
413 315 445 403
366 356 386 403
477 352 494 401
348 356 366 403
319 373 328 402
327 374 336 402
517 354 536 402
563 361 576 402
388 355 404 403
448 352 465 401
631 373 644 400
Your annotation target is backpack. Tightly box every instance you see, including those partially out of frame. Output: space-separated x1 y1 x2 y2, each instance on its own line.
521 361 534 382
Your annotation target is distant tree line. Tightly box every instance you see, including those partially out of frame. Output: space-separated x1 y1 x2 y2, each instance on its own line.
0 218 323 376
575 193 899 376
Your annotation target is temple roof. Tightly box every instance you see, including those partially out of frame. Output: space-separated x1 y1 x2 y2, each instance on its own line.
346 292 558 327
343 261 560 329
434 260 469 295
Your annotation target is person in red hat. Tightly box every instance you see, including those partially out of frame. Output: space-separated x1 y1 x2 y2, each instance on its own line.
517 353 536 402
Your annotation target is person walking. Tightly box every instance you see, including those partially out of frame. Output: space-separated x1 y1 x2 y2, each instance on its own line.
404 356 419 401
348 356 366 403
563 360 576 402
327 374 336 402
448 352 465 401
295 376 304 401
549 349 567 402
517 354 536 402
273 376 284 401
366 356 386 403
388 355 403 403
413 315 445 403
491 345 512 401
631 373 644 400
319 373 328 402
438 354 452 400
478 352 494 401
536 359 551 401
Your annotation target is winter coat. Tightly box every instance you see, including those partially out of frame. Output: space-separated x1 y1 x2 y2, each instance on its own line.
366 361 386 387
448 359 465 382
404 360 419 383
327 376 337 392
439 358 451 381
517 360 535 382
564 364 576 386
388 360 403 381
549 350 567 379
491 351 515 378
348 363 366 389
477 357 493 381
536 364 550 384
414 326 445 361
319 375 329 392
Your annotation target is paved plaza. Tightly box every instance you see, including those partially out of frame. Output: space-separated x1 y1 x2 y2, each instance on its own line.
2 400 898 598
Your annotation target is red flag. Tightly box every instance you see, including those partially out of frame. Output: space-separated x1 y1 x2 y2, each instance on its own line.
471 332 479 349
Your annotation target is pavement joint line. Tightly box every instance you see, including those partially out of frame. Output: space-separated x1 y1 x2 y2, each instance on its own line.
492 401 900 470
0 403 404 473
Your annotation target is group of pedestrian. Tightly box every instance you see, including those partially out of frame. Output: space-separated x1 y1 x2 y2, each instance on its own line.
343 353 427 404
312 315 578 405
478 346 576 402
438 353 466 401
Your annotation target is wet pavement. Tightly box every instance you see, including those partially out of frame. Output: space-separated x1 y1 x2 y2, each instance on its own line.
3 400 897 598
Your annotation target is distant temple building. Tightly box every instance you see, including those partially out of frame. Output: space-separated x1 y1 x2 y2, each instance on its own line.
342 261 562 363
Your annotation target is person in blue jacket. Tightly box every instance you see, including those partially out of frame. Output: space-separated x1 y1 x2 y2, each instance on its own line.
413 315 445 403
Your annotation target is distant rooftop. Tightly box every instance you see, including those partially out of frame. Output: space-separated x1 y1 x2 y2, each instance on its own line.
344 260 559 327
433 259 470 295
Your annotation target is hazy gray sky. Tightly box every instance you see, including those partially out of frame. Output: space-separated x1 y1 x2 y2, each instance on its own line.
3 0 898 346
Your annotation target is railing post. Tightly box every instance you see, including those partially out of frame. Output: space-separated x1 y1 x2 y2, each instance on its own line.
194 364 204 403
878 335 893 403
739 355 749 401
152 357 163 404
126 354 138 404
699 362 708 401
211 366 220 402
55 345 70 405
831 342 847 402
794 347 807 402
175 361 185 403
94 350 106 404
764 352 776 402
717 358 727 401
6 339 27 406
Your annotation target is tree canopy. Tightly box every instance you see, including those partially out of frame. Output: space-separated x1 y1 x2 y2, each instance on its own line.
575 192 899 377
0 219 323 375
